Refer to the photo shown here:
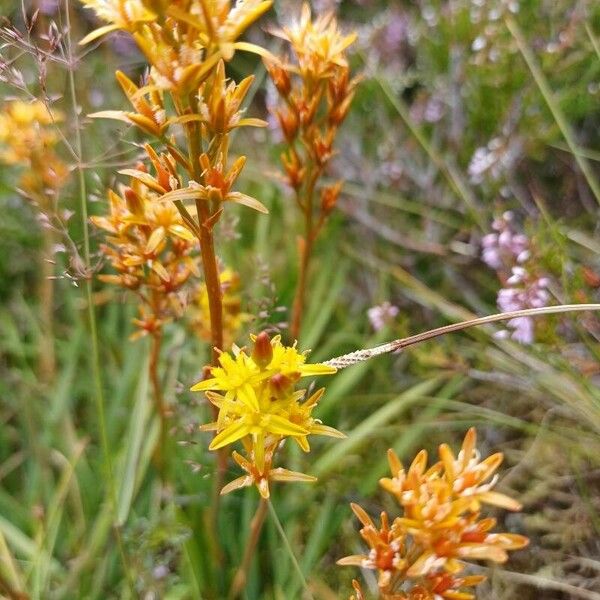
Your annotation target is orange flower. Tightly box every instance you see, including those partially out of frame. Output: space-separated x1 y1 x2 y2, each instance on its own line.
91 165 199 338
339 429 529 599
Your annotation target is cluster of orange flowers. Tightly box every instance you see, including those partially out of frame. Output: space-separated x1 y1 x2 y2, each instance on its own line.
267 4 357 200
339 429 528 599
81 0 270 222
91 153 199 339
265 3 358 335
0 100 68 210
192 331 344 498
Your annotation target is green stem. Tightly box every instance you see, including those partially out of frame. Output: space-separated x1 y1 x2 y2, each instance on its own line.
149 330 168 479
267 500 314 600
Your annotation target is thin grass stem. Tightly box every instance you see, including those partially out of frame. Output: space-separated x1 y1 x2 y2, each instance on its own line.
267 500 314 600
506 15 600 206
64 1 135 591
228 498 269 599
324 304 600 368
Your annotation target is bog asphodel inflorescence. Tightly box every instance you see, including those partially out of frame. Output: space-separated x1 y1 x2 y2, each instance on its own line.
79 0 273 232
0 100 68 210
80 0 273 359
265 3 358 337
191 331 345 498
91 155 200 340
339 428 528 599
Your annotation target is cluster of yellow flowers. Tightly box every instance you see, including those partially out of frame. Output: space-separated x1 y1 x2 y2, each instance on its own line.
339 428 528 599
91 156 200 339
0 100 68 207
265 3 358 337
191 331 344 498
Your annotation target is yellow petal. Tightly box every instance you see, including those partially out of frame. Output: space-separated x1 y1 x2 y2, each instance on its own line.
350 503 375 528
158 187 205 204
406 550 438 577
439 443 456 481
336 555 366 567
199 422 218 432
236 118 268 128
225 1 272 41
486 533 529 549
79 24 120 45
310 424 346 438
261 414 308 437
118 169 166 194
220 476 252 496
151 261 169 281
233 41 276 62
145 226 166 254
190 377 219 392
294 436 310 452
457 543 507 563
209 421 252 450
168 224 195 241
238 383 259 411
88 110 132 123
269 467 317 483
479 491 522 511
387 448 403 476
226 192 269 214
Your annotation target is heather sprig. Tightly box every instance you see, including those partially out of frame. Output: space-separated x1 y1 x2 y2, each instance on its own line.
481 212 551 343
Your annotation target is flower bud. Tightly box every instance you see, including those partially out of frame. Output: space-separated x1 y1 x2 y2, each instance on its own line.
252 331 273 368
320 181 343 215
267 61 291 97
269 371 300 397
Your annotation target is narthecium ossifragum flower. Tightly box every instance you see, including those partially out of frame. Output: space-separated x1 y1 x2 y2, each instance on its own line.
339 428 528 599
266 3 358 338
191 332 344 498
0 100 68 209
91 158 199 340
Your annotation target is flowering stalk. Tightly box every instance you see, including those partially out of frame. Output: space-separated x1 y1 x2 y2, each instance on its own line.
79 0 274 571
322 304 600 369
266 4 357 339
192 331 345 595
90 166 200 469
80 0 273 360
339 429 529 599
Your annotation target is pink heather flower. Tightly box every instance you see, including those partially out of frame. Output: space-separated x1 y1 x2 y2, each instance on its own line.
368 302 399 331
481 212 529 270
496 270 550 344
484 213 551 344
507 316 534 344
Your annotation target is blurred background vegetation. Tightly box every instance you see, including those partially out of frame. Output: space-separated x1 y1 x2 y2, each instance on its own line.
1 0 600 598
